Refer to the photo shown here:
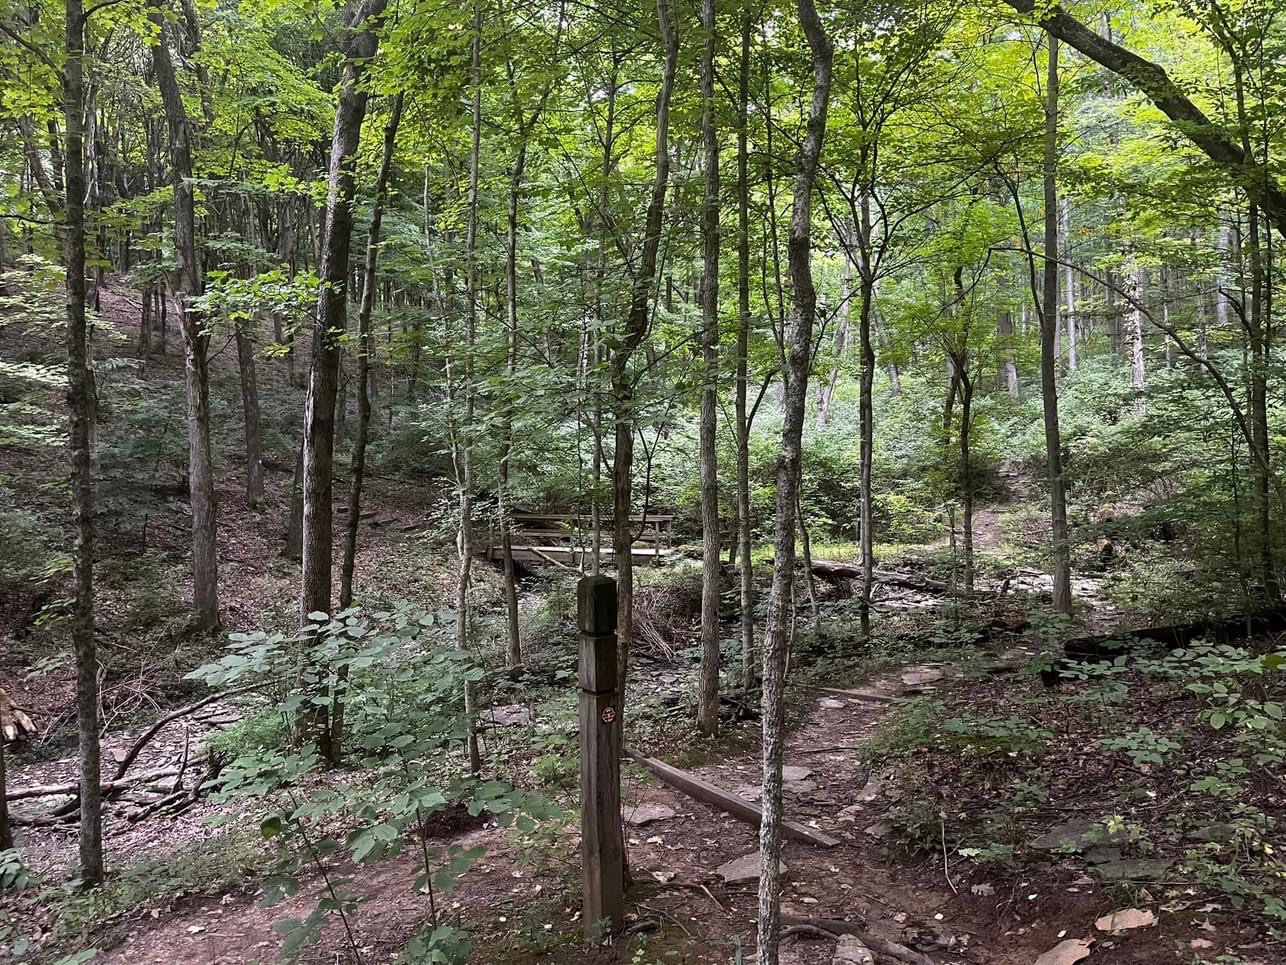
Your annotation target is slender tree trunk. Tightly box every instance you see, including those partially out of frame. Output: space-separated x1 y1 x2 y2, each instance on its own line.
235 319 264 507
998 310 1019 398
857 190 876 639
65 0 103 884
330 93 403 763
695 0 721 737
286 433 305 560
1130 264 1147 401
298 0 388 759
456 4 484 777
758 3 831 962
0 731 10 851
960 367 975 595
735 10 755 693
1062 198 1077 371
1041 35 1073 615
816 226 850 428
339 93 402 611
151 3 220 630
613 0 678 704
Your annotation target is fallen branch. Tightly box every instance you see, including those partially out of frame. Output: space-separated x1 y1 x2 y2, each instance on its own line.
779 915 936 965
6 766 180 803
113 685 256 781
623 746 839 848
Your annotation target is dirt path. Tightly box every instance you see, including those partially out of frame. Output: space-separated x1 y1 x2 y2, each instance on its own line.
83 657 1153 965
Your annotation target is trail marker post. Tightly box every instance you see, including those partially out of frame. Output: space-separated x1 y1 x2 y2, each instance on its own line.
577 574 624 939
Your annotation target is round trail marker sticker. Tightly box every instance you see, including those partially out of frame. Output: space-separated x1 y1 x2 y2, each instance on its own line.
601 707 616 724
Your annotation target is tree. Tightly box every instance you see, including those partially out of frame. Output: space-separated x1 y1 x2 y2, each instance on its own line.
612 0 678 705
757 1 832 961
299 0 390 760
151 0 220 631
695 0 721 737
67 0 103 884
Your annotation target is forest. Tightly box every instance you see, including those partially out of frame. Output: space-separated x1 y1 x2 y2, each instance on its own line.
1 0 1285 961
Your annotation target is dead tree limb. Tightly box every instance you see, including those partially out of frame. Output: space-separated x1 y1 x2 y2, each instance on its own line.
112 685 256 781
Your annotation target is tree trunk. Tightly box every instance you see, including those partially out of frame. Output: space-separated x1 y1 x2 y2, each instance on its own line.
960 367 975 595
758 3 831 963
65 0 103 884
1130 264 1147 400
613 0 678 705
857 191 876 639
235 319 264 508
0 732 10 851
298 0 388 760
1062 198 1077 371
998 310 1019 398
151 2 220 631
695 0 721 738
339 93 401 612
735 10 755 693
1042 34 1073 615
455 3 484 777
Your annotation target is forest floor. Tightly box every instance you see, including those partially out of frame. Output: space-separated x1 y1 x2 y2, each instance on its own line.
3 279 1283 963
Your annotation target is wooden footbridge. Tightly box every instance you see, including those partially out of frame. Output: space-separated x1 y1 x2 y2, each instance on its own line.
475 512 674 567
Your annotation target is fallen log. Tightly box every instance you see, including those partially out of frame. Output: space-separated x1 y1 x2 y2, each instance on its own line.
1064 608 1286 660
779 915 936 965
623 746 839 848
112 684 257 781
770 559 952 594
5 766 180 803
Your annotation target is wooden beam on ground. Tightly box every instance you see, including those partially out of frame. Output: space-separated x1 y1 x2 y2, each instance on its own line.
623 746 840 848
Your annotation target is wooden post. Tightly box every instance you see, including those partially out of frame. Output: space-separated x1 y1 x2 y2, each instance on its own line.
577 574 624 939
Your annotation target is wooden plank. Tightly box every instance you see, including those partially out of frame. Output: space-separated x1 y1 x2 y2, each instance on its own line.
623 746 840 848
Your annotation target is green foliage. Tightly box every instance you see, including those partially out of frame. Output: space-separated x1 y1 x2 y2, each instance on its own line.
189 605 559 960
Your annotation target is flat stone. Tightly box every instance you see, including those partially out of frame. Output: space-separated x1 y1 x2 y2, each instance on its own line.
855 777 884 803
832 934 876 965
901 666 946 687
1085 846 1123 865
1187 823 1236 844
1031 818 1124 852
717 852 786 884
626 803 676 826
1093 858 1172 882
485 704 533 727
837 803 864 824
863 820 892 839
782 765 814 782
784 779 818 796
819 698 847 710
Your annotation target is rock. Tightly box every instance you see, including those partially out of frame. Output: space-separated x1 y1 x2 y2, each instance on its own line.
1033 938 1092 965
1084 846 1123 865
1093 858 1171 882
1031 818 1123 852
626 803 676 826
863 820 892 839
485 704 533 727
969 883 995 896
837 804 864 824
717 852 785 884
782 765 814 782
855 777 884 802
901 667 946 687
832 935 875 965
819 697 847 710
1095 908 1157 932
1186 823 1236 844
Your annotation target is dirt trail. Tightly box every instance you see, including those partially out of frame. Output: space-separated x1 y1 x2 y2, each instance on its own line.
84 658 1146 965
